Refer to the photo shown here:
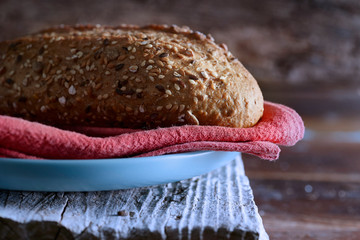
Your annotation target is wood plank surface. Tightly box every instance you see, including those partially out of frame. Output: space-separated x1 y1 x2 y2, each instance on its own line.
0 155 269 240
243 116 360 240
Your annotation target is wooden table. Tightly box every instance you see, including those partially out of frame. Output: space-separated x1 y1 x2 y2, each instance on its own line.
243 115 360 240
0 155 269 240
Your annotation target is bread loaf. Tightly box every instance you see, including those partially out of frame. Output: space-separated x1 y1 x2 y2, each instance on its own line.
0 24 263 128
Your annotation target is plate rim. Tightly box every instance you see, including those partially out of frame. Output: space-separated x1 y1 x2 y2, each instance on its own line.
0 151 240 191
0 150 217 163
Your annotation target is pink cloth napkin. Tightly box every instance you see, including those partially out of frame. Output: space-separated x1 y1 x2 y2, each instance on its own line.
0 101 304 160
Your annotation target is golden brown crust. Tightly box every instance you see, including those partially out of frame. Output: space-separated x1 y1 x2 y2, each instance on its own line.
0 24 263 128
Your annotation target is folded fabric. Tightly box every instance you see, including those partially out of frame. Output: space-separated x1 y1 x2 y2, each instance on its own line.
0 101 304 160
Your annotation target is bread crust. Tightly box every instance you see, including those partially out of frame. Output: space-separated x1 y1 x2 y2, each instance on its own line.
0 24 263 128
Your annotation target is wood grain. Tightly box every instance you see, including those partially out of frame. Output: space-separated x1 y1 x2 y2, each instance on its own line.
243 117 360 240
0 155 269 240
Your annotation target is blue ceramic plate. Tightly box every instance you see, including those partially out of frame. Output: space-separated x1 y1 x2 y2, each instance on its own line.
0 151 239 192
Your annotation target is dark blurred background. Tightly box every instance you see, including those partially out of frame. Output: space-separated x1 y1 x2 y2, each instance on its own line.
1 0 359 239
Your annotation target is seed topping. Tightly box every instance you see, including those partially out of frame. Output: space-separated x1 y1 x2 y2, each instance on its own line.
115 64 124 71
188 74 198 80
155 84 165 92
103 38 110 46
129 65 138 73
68 85 76 95
201 71 209 79
173 71 181 77
58 96 66 106
159 52 169 58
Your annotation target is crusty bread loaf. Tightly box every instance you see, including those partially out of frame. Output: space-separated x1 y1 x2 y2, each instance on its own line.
0 24 263 128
